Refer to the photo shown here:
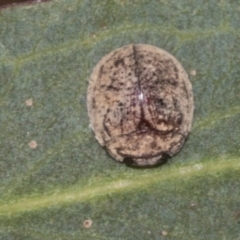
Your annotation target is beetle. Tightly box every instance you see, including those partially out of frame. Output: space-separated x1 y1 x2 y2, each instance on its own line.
87 44 194 167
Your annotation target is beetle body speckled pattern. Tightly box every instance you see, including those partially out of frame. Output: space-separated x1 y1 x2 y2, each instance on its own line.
87 44 194 167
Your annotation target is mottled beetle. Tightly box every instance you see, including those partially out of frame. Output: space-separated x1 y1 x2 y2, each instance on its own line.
87 44 194 167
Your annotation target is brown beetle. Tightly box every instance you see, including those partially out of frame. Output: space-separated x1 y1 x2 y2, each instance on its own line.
87 44 194 166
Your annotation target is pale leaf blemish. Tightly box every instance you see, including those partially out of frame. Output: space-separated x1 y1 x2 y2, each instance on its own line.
189 202 198 209
193 163 203 170
28 140 38 149
114 180 130 189
180 163 203 175
162 230 168 236
190 70 197 76
83 219 92 228
25 98 33 106
180 167 192 174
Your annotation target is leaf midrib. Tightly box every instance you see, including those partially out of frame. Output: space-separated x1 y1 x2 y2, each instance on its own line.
1 157 239 216
0 22 239 66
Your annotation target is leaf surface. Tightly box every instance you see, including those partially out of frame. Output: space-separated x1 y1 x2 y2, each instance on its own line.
0 0 240 239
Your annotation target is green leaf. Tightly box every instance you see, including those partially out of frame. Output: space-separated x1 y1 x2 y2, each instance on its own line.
1 0 240 239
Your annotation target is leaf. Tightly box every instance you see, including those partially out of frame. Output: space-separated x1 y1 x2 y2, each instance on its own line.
1 0 240 239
